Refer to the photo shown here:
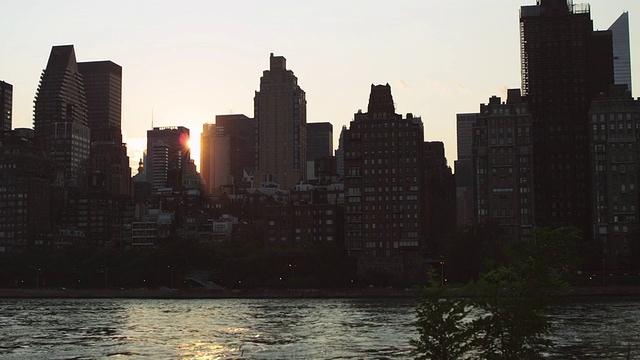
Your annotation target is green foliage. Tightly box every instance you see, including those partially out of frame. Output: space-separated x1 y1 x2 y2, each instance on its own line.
414 227 579 360
412 270 476 360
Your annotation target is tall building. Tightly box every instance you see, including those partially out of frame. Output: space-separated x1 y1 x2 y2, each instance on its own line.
455 113 478 227
609 12 632 93
1 80 12 134
0 129 59 253
78 61 131 197
77 61 122 131
520 0 614 234
344 84 427 282
472 90 534 242
589 85 640 270
423 141 456 254
254 53 307 190
146 126 190 190
307 122 333 161
34 45 91 188
201 114 254 194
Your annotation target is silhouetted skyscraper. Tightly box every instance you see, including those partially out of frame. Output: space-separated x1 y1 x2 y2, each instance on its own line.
34 45 91 188
0 80 12 134
201 114 254 194
455 113 477 228
609 12 632 93
344 84 427 282
77 61 122 131
520 1 614 233
254 53 307 190
78 60 131 197
306 122 333 162
146 126 190 190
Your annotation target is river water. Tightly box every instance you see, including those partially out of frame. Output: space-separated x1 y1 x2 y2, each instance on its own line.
0 297 638 359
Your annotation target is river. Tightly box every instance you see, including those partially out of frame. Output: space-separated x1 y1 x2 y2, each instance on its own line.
0 297 638 359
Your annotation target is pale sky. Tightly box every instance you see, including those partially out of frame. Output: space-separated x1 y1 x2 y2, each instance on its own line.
1 0 638 172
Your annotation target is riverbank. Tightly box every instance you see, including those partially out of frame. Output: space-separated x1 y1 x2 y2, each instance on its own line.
2 285 640 299
0 287 418 299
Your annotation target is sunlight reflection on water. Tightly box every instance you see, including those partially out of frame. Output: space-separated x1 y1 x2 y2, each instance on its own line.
0 297 638 359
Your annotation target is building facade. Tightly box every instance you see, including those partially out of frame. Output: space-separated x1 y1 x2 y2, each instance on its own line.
0 130 59 253
472 90 534 242
609 12 632 93
1 80 12 134
455 113 478 228
201 114 254 195
520 0 614 235
344 84 427 282
78 60 131 197
34 45 91 188
146 126 190 190
254 53 307 190
307 122 333 161
589 85 640 271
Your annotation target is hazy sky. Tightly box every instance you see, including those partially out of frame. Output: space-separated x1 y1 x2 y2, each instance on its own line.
2 0 638 172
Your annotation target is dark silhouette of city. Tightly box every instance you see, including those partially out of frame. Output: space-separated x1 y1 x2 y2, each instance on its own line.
0 0 638 293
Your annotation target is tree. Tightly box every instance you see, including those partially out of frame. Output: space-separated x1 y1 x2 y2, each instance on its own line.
414 227 579 359
412 271 476 360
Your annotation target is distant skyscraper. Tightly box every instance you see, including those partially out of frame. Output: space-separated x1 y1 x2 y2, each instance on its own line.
520 1 614 234
254 53 307 190
1 80 12 133
146 126 190 190
307 122 333 161
456 113 477 162
77 61 122 131
455 113 477 228
34 45 91 188
344 84 427 282
201 114 254 194
609 12 632 93
78 60 131 197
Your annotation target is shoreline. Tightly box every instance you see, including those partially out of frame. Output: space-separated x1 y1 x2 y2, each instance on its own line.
2 285 640 299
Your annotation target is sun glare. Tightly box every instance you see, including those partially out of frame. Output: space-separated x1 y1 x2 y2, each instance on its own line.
187 135 201 172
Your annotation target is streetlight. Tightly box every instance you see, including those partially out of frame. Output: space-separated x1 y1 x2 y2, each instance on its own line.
288 263 297 278
439 261 445 287
29 266 41 289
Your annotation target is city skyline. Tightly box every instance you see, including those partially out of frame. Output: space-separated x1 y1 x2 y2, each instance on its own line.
1 1 639 171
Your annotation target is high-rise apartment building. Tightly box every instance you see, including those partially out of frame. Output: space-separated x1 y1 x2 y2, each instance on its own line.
254 53 307 190
520 0 614 234
0 129 59 253
1 80 12 134
344 84 427 282
589 85 640 270
78 61 131 197
201 114 254 194
472 90 534 241
609 12 632 93
34 45 91 188
455 113 478 227
146 126 190 190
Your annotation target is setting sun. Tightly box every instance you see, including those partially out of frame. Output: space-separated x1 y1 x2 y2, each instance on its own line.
186 130 201 172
